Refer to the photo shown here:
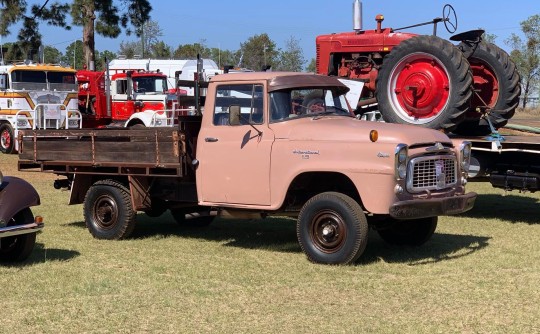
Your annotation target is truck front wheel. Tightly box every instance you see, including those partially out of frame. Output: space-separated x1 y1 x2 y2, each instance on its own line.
84 180 136 240
0 208 37 262
0 123 15 154
377 217 437 246
297 192 368 265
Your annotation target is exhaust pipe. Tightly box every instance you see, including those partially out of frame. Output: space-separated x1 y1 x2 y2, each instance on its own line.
353 0 363 32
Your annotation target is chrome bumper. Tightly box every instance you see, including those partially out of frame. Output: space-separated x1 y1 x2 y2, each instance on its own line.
0 222 44 238
389 192 477 219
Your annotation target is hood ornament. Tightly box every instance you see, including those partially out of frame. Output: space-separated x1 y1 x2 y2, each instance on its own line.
426 142 445 152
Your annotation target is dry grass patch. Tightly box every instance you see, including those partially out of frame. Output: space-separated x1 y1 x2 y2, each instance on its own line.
1 154 540 333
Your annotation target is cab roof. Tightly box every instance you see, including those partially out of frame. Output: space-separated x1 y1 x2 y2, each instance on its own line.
210 72 350 94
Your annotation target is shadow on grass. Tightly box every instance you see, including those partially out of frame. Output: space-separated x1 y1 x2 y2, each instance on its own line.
358 232 491 266
65 213 489 265
3 243 81 267
460 193 540 224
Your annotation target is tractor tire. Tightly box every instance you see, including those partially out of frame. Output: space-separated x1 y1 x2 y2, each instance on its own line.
377 217 437 246
297 192 368 265
376 35 473 132
0 208 37 262
452 42 521 136
0 123 15 154
83 179 136 240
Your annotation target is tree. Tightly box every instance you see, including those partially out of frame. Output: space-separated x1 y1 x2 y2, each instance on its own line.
150 41 171 59
43 45 62 63
239 33 279 71
139 20 162 58
275 36 305 71
173 41 210 59
506 15 540 109
119 40 140 58
0 0 70 60
305 58 316 73
61 40 84 69
70 0 152 69
208 47 239 68
96 49 117 70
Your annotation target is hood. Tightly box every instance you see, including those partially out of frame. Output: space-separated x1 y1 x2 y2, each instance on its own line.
270 116 451 146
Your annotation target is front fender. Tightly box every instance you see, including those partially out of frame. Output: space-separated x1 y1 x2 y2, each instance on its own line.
0 176 40 227
125 110 168 127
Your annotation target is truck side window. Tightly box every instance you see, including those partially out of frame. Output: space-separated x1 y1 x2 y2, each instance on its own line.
213 84 264 126
116 79 127 94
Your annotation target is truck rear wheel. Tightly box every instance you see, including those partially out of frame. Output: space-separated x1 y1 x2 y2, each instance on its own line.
297 192 368 265
376 35 473 132
377 217 437 246
0 208 37 262
452 42 521 135
0 123 15 154
84 180 136 240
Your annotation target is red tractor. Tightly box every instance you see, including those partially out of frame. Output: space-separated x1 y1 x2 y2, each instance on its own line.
316 2 520 135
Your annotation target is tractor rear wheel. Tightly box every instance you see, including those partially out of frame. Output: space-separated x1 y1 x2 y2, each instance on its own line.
452 42 521 136
376 35 473 132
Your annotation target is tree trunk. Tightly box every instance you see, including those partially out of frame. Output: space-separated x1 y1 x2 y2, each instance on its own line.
82 2 96 70
522 77 531 109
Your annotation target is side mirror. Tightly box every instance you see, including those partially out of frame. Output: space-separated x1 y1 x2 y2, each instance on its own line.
229 105 241 125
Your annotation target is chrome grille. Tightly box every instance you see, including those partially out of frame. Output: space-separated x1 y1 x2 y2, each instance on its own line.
407 155 457 192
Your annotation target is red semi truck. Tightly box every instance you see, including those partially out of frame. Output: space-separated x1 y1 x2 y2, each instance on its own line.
76 68 184 128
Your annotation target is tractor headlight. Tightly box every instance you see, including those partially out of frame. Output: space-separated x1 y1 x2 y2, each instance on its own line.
459 141 472 173
395 143 408 180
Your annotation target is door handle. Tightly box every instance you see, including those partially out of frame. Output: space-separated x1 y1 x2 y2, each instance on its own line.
205 137 218 142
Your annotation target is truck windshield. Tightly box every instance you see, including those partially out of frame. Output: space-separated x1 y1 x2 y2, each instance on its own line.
133 76 168 94
10 70 77 91
270 88 351 122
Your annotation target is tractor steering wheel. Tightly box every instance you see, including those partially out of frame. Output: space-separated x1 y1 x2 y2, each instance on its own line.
442 4 458 34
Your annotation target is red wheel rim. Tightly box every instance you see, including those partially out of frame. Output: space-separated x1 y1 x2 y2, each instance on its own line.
388 53 451 123
469 59 499 115
0 129 10 150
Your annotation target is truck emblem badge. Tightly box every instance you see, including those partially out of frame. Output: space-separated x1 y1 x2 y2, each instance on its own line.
435 159 446 189
377 152 390 158
426 142 445 152
293 149 320 160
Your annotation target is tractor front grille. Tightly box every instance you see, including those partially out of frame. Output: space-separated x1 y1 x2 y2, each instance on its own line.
407 155 457 193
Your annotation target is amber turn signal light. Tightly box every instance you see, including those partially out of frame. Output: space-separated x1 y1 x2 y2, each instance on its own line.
35 216 44 224
369 130 378 142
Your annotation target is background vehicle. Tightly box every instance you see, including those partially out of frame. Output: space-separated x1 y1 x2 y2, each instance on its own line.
316 1 520 135
0 62 80 154
18 72 475 265
0 169 44 262
77 68 183 128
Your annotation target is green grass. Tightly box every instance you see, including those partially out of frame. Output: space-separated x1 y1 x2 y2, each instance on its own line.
2 154 540 333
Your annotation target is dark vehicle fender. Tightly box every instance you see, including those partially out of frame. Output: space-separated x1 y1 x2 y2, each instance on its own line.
0 176 40 227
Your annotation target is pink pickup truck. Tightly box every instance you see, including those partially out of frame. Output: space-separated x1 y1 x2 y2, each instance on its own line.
18 72 476 264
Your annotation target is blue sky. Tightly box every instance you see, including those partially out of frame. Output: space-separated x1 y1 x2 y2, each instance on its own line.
1 0 536 62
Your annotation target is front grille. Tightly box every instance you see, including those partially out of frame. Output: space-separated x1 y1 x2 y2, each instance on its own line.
407 155 457 192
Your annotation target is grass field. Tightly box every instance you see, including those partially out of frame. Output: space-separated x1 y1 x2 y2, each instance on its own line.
1 153 539 333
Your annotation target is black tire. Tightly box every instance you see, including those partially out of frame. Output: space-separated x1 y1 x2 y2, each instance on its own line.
376 35 473 132
452 41 521 136
0 123 15 154
0 208 37 262
377 217 437 246
83 179 136 240
297 192 368 265
171 208 215 228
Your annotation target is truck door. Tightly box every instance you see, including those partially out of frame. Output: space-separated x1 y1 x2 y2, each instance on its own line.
197 83 273 206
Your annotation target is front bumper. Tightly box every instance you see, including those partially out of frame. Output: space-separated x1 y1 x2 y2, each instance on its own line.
389 192 477 220
0 221 44 238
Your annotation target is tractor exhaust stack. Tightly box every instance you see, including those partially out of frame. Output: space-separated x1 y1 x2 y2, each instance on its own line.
353 0 363 32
